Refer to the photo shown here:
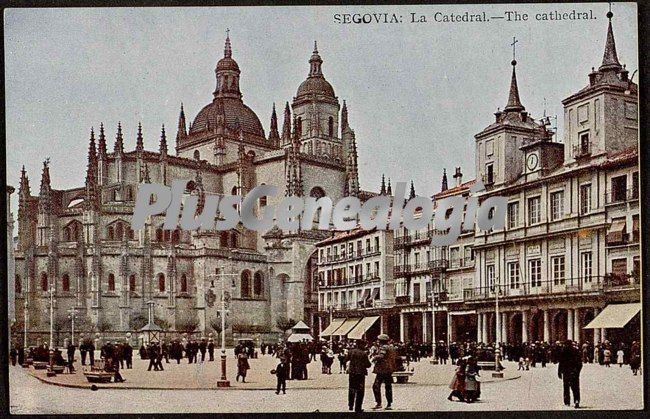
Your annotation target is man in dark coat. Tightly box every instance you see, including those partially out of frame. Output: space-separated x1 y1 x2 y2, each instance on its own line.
346 340 372 412
273 357 289 394
123 342 133 369
208 339 215 361
558 340 582 408
66 341 76 372
147 343 159 371
79 337 88 365
371 334 397 410
199 339 207 363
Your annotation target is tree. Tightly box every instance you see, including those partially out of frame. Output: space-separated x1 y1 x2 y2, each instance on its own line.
276 316 297 332
176 312 200 333
129 314 148 331
154 316 171 331
209 318 223 335
96 318 112 333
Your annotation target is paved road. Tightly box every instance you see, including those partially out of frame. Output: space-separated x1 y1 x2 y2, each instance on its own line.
9 361 642 413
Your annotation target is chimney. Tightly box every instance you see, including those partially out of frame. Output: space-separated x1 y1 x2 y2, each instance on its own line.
453 167 463 187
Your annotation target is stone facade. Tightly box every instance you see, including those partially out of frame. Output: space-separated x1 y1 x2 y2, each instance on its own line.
12 34 361 345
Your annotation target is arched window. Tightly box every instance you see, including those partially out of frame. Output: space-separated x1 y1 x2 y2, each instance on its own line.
328 116 334 137
180 274 188 293
172 230 180 244
41 272 48 291
156 228 163 242
231 186 238 195
129 274 136 292
107 226 115 241
309 186 326 199
254 271 264 297
128 227 135 240
15 275 21 294
220 231 229 248
230 231 238 248
63 227 70 242
193 150 200 160
158 273 166 292
296 117 302 136
108 273 115 292
115 223 124 240
241 270 251 298
62 274 70 292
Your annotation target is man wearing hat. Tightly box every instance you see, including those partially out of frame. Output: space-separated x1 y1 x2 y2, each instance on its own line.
346 340 372 412
558 339 582 408
371 334 397 410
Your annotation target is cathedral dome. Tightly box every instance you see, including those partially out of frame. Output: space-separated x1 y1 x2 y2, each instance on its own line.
216 56 240 72
189 97 265 138
295 42 336 100
296 77 336 99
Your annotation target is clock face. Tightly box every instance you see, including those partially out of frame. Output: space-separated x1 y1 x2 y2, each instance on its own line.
526 153 539 171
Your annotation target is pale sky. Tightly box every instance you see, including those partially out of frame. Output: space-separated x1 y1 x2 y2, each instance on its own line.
4 3 638 214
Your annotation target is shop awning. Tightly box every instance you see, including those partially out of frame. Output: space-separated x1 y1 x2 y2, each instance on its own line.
608 220 627 234
584 303 641 329
370 288 380 300
347 316 380 340
332 318 362 336
320 318 345 337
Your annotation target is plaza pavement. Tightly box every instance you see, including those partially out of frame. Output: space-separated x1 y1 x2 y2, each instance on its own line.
24 349 519 390
10 354 643 413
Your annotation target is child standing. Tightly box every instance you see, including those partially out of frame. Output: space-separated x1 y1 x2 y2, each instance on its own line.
272 357 289 394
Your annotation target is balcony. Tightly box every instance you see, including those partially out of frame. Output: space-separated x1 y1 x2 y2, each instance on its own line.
573 143 591 159
481 174 494 186
394 264 411 278
461 274 640 302
448 257 475 269
605 188 639 205
428 259 449 273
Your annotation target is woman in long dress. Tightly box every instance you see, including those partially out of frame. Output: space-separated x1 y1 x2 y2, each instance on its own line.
448 358 466 402
464 357 480 403
236 352 250 383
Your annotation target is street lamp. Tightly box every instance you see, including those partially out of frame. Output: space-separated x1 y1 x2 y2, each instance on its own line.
67 307 79 346
491 277 504 378
23 299 29 351
207 270 237 388
48 286 55 350
428 290 440 364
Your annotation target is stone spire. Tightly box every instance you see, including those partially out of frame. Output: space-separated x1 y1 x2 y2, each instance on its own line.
159 124 168 157
599 10 622 72
380 174 386 195
345 128 360 197
176 103 187 145
285 116 303 197
441 168 448 192
309 40 323 77
409 180 416 200
504 59 525 112
18 165 30 199
341 100 348 132
114 122 124 154
268 103 280 146
85 129 99 210
98 123 107 158
224 29 232 58
38 158 52 214
136 122 144 153
281 101 291 145
386 178 392 196
214 29 241 100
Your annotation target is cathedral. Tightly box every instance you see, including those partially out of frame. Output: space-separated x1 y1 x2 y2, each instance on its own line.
13 34 363 343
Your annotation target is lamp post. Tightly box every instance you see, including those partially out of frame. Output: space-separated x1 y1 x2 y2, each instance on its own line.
23 299 29 350
492 277 503 378
67 307 79 345
207 271 236 388
48 286 55 350
429 290 439 364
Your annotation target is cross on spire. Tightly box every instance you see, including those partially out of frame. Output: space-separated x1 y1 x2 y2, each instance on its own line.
511 36 518 63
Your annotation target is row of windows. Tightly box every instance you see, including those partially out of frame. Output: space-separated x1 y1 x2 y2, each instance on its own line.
319 236 381 262
28 272 191 294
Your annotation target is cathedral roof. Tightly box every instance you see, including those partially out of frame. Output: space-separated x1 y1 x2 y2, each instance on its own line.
295 42 336 100
189 97 265 139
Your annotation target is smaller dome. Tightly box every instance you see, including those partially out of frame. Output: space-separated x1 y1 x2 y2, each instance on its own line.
296 77 335 99
217 56 240 72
